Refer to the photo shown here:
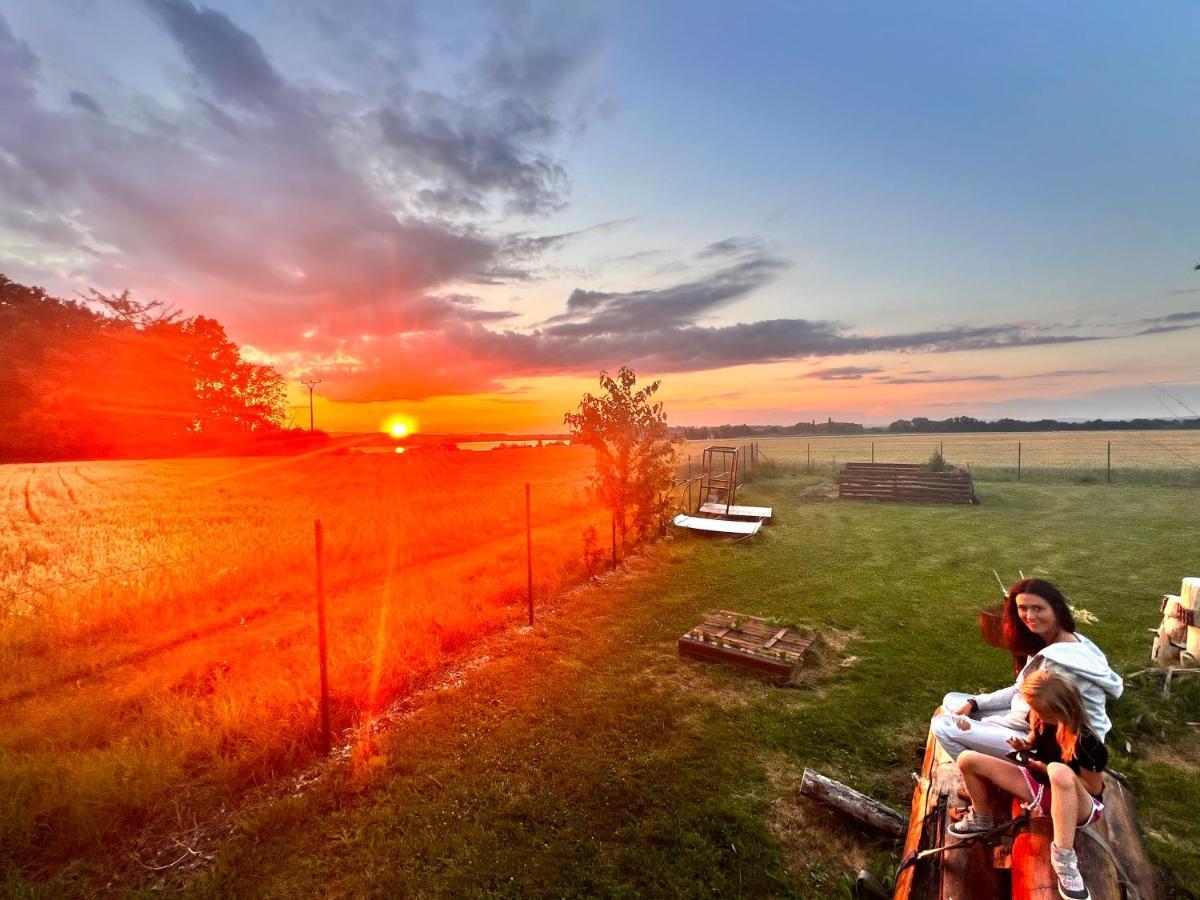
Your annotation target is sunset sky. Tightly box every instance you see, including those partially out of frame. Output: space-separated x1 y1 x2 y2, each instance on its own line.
2 1 1199 433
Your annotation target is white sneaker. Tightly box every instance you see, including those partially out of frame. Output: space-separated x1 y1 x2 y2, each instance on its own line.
1050 842 1090 900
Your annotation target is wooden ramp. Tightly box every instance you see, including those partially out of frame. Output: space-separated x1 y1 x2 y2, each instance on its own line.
895 721 1161 900
839 463 978 505
672 513 762 537
698 501 773 521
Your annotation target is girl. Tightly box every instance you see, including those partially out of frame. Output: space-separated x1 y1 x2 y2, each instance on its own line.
932 577 1122 761
950 670 1106 900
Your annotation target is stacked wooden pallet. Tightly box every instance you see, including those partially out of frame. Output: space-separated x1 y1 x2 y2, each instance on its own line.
894 724 1160 900
838 463 978 505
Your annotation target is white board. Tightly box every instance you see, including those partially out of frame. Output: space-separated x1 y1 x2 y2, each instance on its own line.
672 513 762 536
698 502 773 521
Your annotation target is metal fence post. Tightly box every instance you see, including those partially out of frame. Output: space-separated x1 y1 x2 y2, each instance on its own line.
314 519 331 755
525 483 533 625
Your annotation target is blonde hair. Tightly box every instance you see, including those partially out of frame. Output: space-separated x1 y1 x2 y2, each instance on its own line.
1021 670 1087 762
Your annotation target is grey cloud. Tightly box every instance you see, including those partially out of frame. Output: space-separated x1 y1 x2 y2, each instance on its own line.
1133 310 1200 335
544 254 790 335
432 317 1098 384
1 5 607 353
142 0 285 110
379 97 566 217
500 218 637 261
873 368 1112 386
801 366 884 381
1137 310 1200 325
696 236 765 259
1137 323 1200 336
68 90 103 116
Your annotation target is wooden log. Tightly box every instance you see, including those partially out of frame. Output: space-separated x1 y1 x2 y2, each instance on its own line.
1012 813 1056 900
1010 772 1154 900
895 721 1005 900
800 768 905 837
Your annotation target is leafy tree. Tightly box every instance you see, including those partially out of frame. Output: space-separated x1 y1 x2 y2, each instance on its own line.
564 367 676 547
0 275 287 460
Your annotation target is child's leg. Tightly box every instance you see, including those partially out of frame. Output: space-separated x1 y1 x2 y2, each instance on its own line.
1046 763 1096 850
957 751 1033 817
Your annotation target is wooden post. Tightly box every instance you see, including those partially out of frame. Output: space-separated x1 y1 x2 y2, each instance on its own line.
1107 441 1112 483
687 455 692 512
939 441 943 458
525 483 533 626
807 443 811 474
1017 441 1022 481
314 519 331 755
871 441 875 463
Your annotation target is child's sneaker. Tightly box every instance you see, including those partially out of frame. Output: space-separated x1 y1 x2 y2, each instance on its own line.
947 808 993 838
1050 842 1090 900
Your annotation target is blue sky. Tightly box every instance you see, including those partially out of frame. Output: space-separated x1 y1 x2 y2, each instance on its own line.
2 0 1198 430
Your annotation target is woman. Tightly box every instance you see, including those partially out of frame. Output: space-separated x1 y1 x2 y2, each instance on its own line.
932 578 1122 761
950 671 1105 900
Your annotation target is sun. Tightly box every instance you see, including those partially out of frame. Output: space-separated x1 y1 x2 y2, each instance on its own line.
382 414 417 440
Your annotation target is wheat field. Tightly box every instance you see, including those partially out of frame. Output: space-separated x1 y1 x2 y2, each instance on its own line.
684 430 1200 478
0 447 611 870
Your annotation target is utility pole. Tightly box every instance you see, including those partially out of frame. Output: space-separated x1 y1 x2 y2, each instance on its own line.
301 377 322 432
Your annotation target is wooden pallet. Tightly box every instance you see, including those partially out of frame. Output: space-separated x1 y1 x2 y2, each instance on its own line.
894 720 1161 900
838 463 978 505
678 611 815 681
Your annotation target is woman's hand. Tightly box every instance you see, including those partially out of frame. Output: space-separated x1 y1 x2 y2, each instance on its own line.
1006 736 1032 751
953 701 975 716
1025 760 1047 777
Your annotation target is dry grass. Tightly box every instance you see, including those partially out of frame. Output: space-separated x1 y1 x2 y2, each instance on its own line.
688 430 1200 474
0 447 612 874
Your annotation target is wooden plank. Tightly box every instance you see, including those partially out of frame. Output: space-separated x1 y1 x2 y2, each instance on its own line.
672 513 761 536
698 501 773 520
763 627 789 649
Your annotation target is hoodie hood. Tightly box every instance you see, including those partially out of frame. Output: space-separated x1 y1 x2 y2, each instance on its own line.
1038 633 1124 700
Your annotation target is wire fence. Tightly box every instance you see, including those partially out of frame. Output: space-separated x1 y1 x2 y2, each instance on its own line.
684 431 1200 485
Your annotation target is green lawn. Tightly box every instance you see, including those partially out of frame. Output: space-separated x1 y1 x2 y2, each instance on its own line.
41 472 1200 898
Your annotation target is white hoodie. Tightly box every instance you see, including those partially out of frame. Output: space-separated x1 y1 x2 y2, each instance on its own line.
972 633 1124 741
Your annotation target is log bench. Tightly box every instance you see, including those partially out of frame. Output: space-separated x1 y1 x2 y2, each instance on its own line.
894 717 1160 900
838 463 978 505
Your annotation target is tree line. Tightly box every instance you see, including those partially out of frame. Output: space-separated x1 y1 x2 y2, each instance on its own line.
0 275 315 462
672 414 1199 441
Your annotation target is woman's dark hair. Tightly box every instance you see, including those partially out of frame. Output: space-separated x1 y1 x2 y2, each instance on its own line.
1002 577 1076 655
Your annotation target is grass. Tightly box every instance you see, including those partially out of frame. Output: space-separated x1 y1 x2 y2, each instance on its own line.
0 449 613 880
23 466 1183 897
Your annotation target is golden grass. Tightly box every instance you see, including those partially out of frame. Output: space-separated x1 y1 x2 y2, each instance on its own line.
0 446 612 871
686 430 1200 471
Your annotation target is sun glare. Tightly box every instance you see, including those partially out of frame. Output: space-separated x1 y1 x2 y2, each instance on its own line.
382 415 416 440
